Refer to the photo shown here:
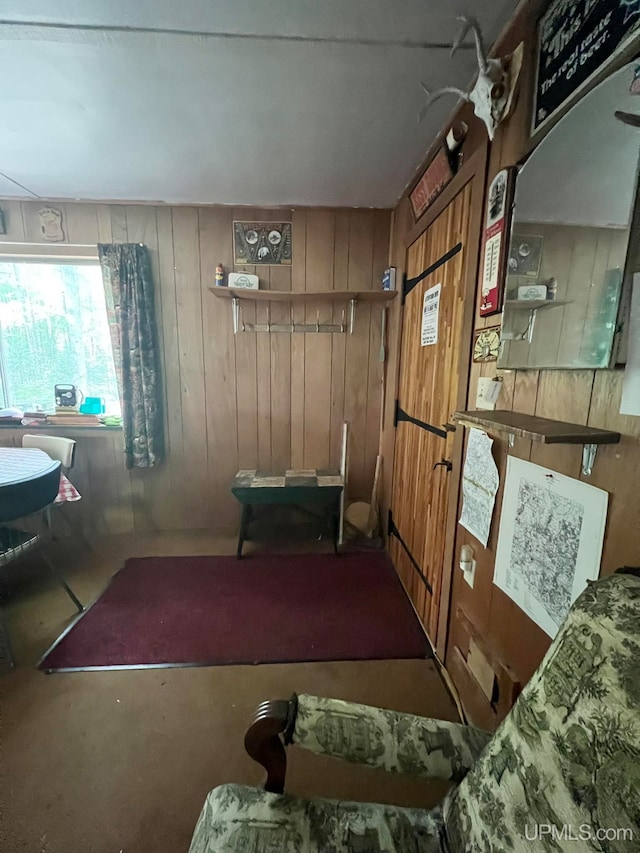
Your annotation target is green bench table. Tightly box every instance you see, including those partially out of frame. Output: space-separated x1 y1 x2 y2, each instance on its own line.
231 469 344 558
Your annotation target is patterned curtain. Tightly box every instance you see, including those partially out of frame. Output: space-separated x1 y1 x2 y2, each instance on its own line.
98 243 164 468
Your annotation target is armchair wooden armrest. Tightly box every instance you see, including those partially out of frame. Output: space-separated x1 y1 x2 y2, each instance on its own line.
244 695 298 794
244 693 490 794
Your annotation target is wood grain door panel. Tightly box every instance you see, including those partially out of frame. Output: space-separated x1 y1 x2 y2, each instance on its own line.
389 182 474 643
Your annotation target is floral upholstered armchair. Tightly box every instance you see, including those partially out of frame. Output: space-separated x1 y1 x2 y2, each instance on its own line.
190 570 640 852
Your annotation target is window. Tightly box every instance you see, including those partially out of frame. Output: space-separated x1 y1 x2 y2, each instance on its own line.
0 260 120 415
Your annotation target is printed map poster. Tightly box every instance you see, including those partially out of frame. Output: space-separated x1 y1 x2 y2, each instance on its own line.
533 0 640 133
421 283 441 346
459 429 500 547
494 457 608 638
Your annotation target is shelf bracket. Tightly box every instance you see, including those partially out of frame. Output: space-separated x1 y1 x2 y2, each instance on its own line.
349 299 356 334
501 307 538 343
582 443 598 477
232 297 239 335
508 433 515 448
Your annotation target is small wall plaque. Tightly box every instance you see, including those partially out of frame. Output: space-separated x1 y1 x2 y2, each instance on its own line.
38 207 65 242
509 234 543 278
233 221 291 265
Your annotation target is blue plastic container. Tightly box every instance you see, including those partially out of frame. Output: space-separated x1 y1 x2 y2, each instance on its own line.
79 397 105 415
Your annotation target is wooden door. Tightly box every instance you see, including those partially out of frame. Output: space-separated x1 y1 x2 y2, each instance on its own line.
389 182 475 644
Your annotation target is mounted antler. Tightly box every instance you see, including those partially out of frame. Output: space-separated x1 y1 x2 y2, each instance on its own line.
419 15 523 140
418 82 468 123
451 15 487 71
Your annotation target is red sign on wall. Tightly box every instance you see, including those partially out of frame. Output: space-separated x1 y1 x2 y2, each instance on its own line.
479 168 515 317
409 146 455 221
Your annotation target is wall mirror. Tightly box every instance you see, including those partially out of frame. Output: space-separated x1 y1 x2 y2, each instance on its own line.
498 60 640 370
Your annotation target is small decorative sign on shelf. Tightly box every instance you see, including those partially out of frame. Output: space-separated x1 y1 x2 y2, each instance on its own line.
382 267 396 291
228 272 259 290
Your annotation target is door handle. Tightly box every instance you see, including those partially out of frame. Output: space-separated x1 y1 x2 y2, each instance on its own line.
433 458 453 472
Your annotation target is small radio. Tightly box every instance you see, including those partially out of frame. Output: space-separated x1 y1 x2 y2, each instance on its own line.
55 384 81 413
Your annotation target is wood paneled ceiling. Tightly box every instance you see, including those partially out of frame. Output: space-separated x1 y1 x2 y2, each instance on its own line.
0 0 519 206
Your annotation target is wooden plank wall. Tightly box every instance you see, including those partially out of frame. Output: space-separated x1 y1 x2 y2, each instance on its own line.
0 201 390 534
382 0 640 728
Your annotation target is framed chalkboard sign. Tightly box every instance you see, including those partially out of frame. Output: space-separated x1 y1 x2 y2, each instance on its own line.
533 0 640 133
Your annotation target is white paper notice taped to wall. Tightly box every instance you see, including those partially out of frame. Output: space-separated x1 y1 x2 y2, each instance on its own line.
620 273 640 417
459 428 499 547
421 283 441 346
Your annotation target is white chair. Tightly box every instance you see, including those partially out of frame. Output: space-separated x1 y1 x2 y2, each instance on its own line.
21 434 91 550
22 435 76 472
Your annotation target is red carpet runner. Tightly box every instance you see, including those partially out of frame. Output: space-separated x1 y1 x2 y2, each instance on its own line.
40 552 431 671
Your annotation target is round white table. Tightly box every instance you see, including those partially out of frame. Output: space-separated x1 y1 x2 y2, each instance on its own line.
0 448 81 502
0 447 60 486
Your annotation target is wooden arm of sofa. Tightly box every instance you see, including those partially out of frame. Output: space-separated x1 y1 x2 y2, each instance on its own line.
244 694 299 794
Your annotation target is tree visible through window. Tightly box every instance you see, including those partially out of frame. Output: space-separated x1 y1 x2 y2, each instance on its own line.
0 261 121 415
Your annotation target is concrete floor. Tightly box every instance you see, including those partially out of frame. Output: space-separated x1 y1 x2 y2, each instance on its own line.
1 532 458 853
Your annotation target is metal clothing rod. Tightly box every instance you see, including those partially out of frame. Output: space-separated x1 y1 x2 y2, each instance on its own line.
241 323 345 334
232 301 350 334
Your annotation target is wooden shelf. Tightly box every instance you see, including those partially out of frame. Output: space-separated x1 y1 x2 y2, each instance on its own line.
453 410 620 445
210 287 396 303
504 299 572 310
